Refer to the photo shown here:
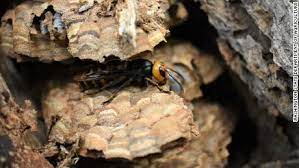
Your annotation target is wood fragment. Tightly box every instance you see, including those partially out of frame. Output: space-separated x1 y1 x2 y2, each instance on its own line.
0 74 52 168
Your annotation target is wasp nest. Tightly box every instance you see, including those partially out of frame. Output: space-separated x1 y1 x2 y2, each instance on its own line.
0 0 187 62
136 101 233 168
42 83 198 161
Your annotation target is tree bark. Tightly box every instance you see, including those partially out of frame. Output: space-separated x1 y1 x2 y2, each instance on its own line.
200 0 292 120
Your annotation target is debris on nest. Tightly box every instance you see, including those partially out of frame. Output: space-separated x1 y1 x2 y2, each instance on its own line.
148 42 223 101
0 75 52 168
136 101 233 168
42 82 198 162
0 0 188 62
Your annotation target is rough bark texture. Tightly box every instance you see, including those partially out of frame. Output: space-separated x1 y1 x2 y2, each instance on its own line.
0 73 52 168
199 0 292 120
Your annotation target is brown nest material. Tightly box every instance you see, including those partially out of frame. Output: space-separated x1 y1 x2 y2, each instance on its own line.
0 0 187 62
42 83 199 162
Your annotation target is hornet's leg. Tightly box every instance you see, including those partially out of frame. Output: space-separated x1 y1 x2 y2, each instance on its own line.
145 77 171 94
103 77 134 105
83 77 127 95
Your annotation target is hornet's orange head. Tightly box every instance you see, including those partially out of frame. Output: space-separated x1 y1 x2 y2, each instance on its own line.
152 60 167 83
